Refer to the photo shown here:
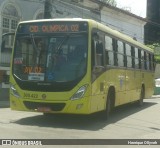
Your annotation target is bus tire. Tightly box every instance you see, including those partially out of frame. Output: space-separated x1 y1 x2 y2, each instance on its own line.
106 94 111 119
102 88 115 120
138 86 145 106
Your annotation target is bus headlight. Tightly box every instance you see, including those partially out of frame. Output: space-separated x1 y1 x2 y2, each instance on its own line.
10 84 21 98
71 85 88 100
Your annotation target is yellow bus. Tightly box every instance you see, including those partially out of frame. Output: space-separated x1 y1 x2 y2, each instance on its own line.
9 18 155 118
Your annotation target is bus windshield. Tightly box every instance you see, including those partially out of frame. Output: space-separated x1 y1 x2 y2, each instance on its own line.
13 33 88 87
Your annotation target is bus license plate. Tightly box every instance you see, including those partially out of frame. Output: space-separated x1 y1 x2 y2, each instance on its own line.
37 107 51 112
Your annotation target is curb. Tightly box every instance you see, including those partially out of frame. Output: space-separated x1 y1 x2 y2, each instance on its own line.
152 95 160 98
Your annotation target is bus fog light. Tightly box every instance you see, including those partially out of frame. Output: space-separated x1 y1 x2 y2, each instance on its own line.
76 104 83 110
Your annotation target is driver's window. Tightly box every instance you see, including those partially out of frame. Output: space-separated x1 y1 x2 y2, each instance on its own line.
91 31 104 69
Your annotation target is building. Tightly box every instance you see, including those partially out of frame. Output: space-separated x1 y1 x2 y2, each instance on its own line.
0 0 44 43
48 0 147 43
145 0 160 44
0 0 44 100
0 0 148 100
92 0 146 43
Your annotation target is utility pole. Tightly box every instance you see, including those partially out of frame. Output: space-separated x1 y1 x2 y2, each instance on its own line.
44 0 52 19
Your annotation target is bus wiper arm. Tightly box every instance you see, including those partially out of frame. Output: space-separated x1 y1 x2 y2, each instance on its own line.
56 35 70 54
30 34 38 52
30 34 41 65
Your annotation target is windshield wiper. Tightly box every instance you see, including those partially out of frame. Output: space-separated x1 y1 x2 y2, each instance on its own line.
30 34 37 52
30 34 43 65
55 35 70 54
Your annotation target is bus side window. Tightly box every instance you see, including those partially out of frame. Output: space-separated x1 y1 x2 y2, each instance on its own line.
150 54 154 71
138 49 141 69
96 41 103 66
141 50 145 70
131 46 135 68
113 39 118 66
91 40 95 70
105 35 114 66
126 44 132 68
152 55 155 71
117 40 125 67
92 31 104 68
149 53 152 71
145 52 150 70
135 47 139 69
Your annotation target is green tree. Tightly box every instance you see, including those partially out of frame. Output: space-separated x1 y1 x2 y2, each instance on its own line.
100 0 117 6
147 43 160 63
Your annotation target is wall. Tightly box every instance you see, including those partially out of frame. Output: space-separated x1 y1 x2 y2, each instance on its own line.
101 7 146 43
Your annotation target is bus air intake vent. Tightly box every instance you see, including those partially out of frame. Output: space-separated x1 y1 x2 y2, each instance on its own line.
23 101 66 111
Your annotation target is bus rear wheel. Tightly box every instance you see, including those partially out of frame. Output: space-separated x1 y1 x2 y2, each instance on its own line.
102 89 114 120
106 96 111 119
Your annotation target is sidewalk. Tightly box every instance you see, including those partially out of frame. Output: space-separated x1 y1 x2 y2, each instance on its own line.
152 95 160 98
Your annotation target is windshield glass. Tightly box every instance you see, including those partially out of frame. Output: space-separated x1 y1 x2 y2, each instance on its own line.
13 34 88 83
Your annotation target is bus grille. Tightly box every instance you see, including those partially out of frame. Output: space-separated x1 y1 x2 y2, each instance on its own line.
23 101 66 111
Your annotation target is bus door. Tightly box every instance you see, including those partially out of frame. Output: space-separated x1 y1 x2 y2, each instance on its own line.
90 31 106 112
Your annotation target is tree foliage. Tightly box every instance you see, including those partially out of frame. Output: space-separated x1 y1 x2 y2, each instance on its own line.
147 43 160 63
100 0 117 6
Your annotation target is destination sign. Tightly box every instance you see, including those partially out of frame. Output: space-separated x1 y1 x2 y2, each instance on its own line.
17 21 88 34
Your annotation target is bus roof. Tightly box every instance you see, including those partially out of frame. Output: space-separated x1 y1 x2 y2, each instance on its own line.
18 18 153 53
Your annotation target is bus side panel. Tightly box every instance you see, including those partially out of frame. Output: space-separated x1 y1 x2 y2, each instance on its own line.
126 70 141 103
144 72 155 98
90 68 127 112
90 72 107 113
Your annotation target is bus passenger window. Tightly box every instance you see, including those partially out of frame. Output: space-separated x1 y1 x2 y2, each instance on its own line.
92 31 104 67
126 44 132 68
105 36 114 66
131 46 135 68
141 51 145 70
117 41 124 54
138 49 142 69
149 54 152 70
152 55 155 71
145 52 149 70
96 41 103 66
135 48 139 69
117 41 124 67
91 40 95 70
107 51 114 66
105 36 113 51
117 54 124 67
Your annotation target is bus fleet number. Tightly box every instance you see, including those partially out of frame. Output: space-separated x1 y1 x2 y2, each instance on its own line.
24 93 38 99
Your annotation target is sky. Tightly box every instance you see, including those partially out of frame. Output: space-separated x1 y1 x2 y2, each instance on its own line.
116 0 147 18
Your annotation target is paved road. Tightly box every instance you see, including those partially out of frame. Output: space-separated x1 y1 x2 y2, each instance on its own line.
0 97 160 147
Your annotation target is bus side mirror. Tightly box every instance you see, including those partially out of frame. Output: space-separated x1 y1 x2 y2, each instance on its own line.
1 32 15 52
1 40 6 52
